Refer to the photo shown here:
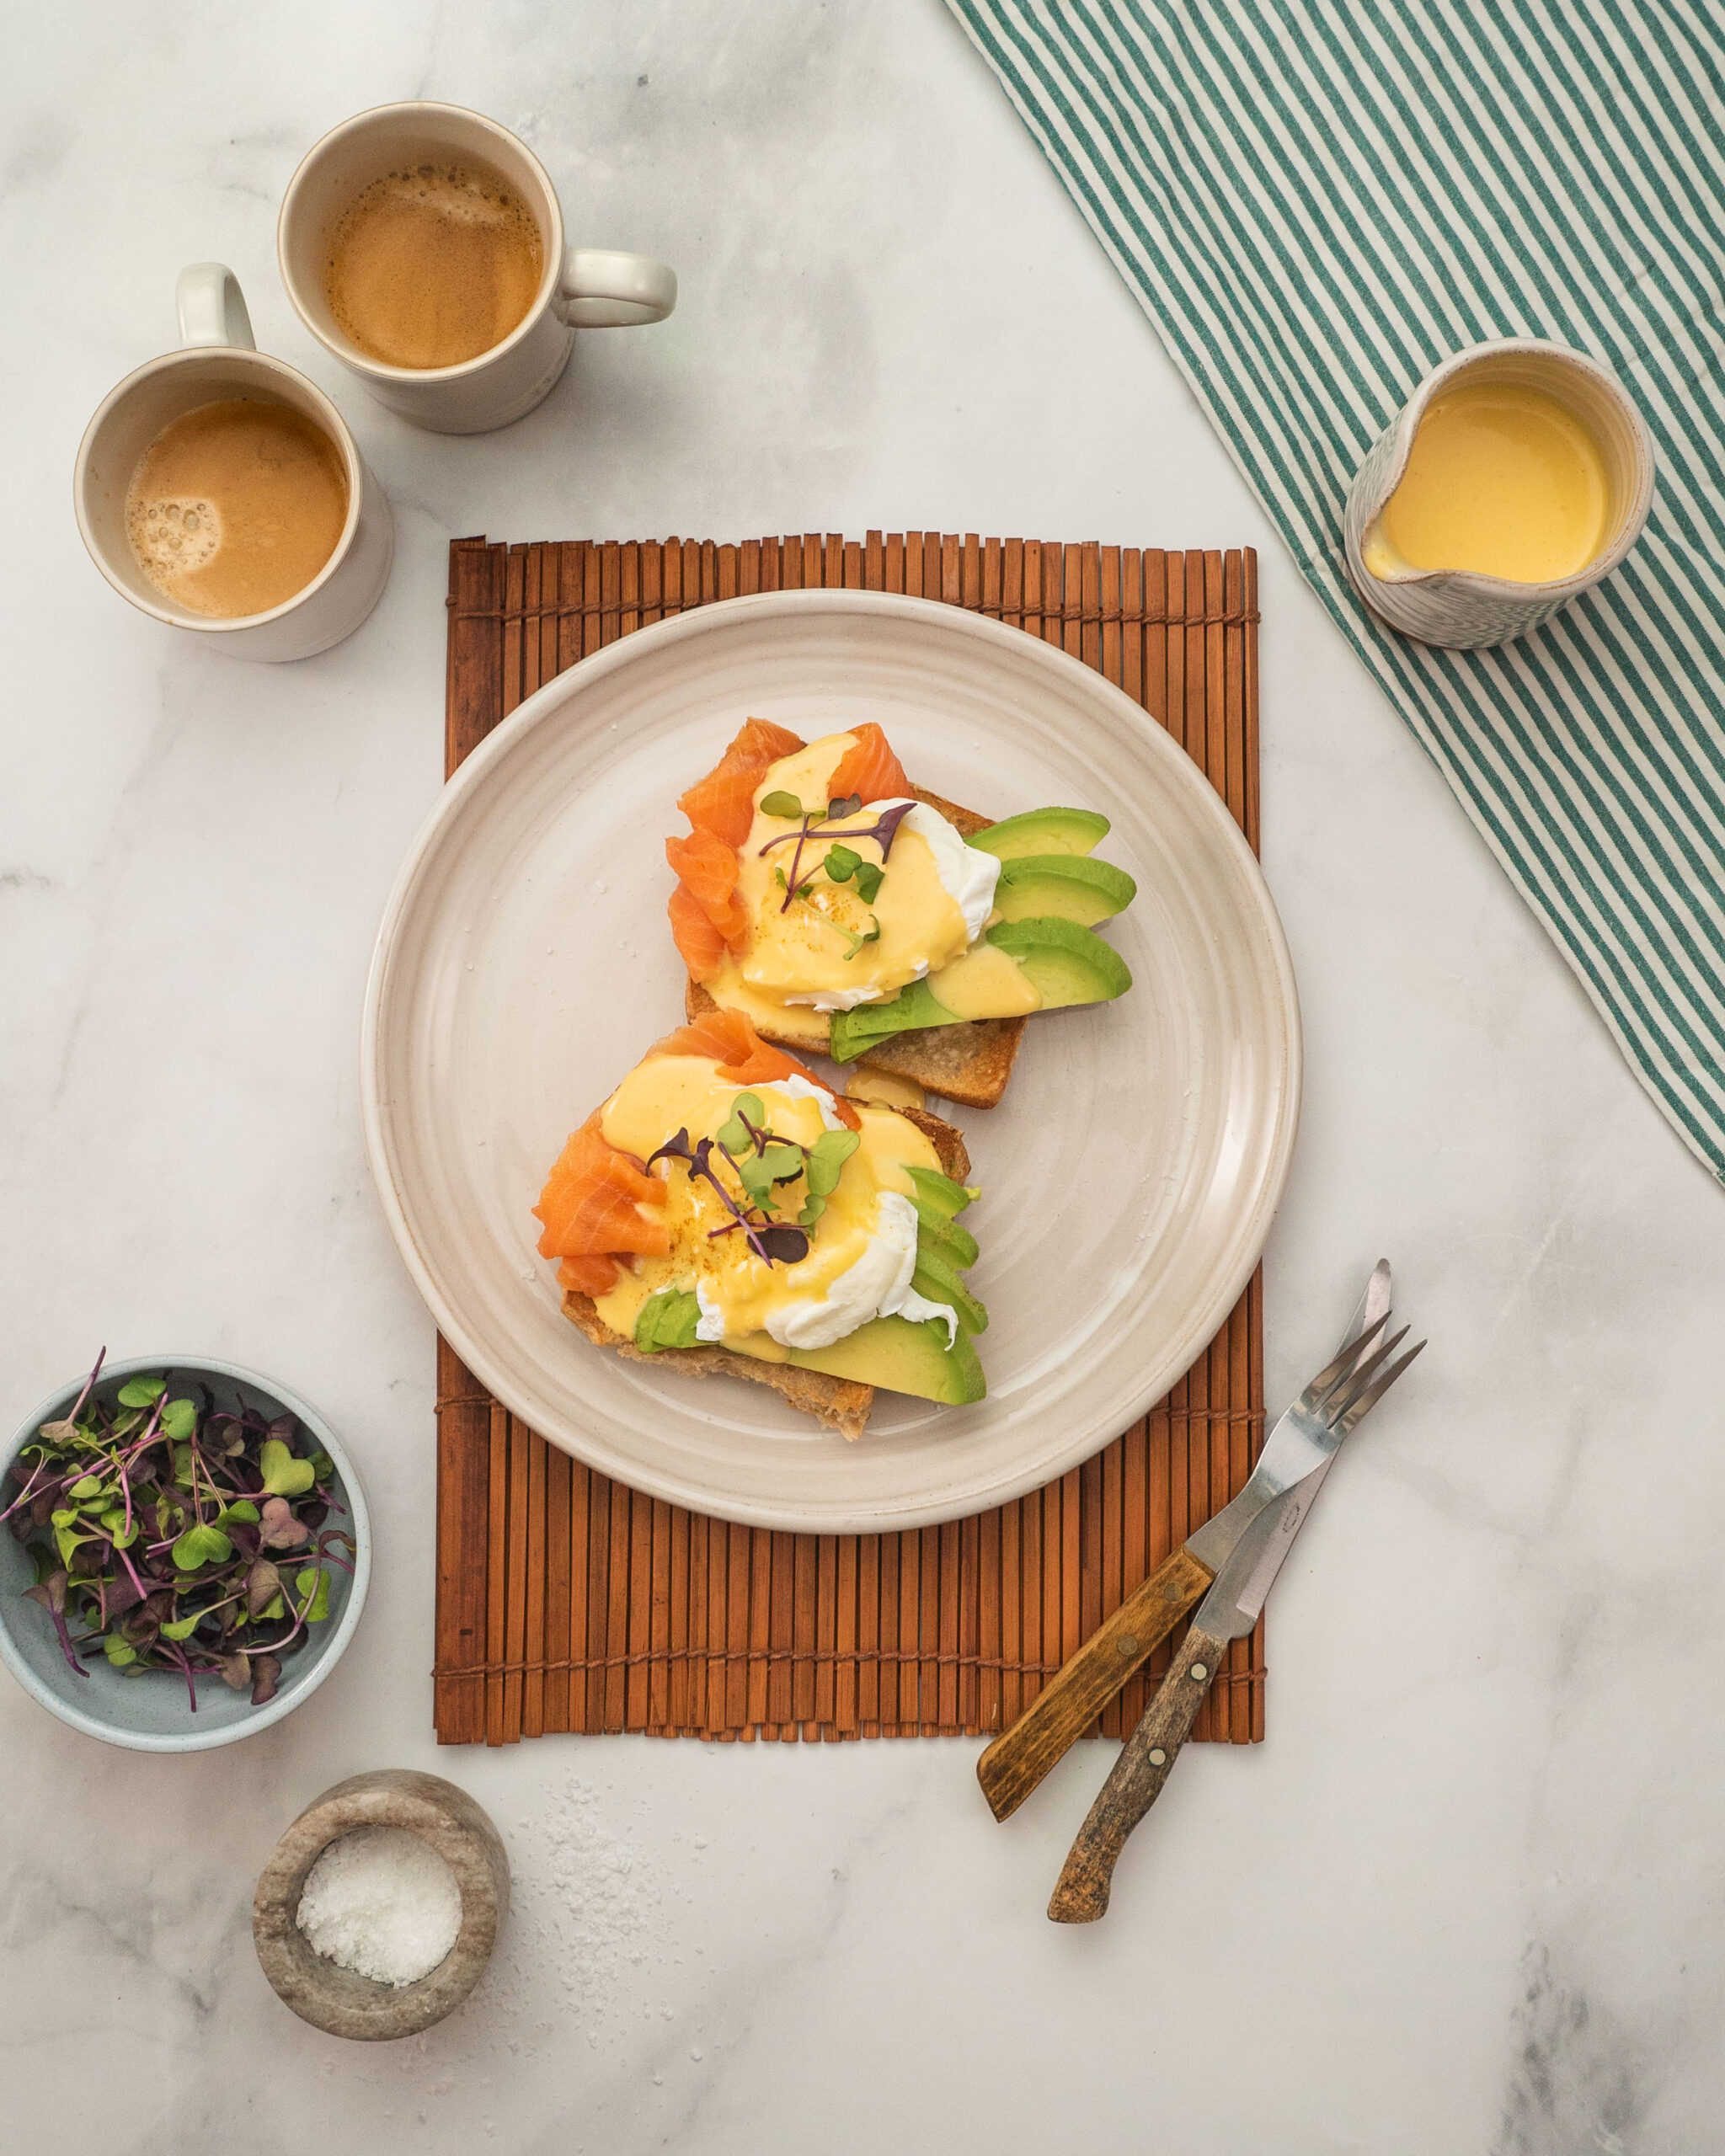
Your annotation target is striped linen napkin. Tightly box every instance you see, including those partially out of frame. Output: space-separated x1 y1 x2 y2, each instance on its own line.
948 0 1725 1181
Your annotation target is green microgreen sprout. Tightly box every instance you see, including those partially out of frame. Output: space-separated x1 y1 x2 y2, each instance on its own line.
837 918 883 961
649 1091 867 1262
821 843 885 907
760 798 916 914
4 1355 352 1711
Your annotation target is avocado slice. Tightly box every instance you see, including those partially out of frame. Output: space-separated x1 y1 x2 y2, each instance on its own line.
968 807 1110 861
985 918 1132 1006
994 853 1136 926
911 1246 989 1335
786 1313 986 1405
633 1288 701 1351
915 1206 980 1270
904 1165 979 1219
828 978 959 1063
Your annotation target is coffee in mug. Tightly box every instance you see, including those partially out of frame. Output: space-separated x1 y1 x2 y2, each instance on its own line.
126 398 350 618
278 102 677 434
76 264 394 662
326 162 544 370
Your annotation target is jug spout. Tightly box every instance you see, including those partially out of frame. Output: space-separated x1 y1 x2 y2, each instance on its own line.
1357 515 1422 586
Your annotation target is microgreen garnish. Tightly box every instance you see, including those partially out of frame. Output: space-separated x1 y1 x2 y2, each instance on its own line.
839 918 882 961
5 1359 352 1710
759 790 804 819
646 1092 867 1263
647 1129 795 1267
797 1127 860 1228
760 800 917 913
821 845 885 906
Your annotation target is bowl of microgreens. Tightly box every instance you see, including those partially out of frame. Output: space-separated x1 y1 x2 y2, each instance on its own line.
0 1353 371 1751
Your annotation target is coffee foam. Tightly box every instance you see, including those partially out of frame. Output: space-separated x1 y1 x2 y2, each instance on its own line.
126 495 222 585
123 398 349 620
325 162 544 371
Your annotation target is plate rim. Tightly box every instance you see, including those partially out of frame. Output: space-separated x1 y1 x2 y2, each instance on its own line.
361 585 1302 1531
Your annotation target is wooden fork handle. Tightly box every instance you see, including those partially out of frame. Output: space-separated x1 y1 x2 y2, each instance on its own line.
976 1545 1214 1821
1048 1621 1230 1924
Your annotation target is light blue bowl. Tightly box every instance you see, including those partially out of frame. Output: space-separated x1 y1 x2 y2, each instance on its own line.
0 1356 371 1752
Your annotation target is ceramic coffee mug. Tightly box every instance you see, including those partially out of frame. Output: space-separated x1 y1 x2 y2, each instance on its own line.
277 102 678 435
1343 337 1655 649
74 264 394 663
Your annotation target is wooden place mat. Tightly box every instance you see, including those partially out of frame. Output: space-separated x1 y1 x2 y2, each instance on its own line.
433 532 1264 1747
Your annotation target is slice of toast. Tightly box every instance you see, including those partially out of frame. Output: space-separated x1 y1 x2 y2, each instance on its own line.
686 784 1027 1110
560 1104 971 1441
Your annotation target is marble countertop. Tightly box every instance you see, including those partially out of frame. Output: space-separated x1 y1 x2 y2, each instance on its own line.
6 4 1724 2151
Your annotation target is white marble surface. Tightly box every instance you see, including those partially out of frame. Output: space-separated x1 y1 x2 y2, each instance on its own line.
5 4 1724 2151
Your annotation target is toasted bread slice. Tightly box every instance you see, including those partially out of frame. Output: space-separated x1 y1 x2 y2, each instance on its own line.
560 1105 971 1441
687 783 1028 1110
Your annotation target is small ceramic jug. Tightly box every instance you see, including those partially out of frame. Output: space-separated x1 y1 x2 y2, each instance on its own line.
1343 337 1655 649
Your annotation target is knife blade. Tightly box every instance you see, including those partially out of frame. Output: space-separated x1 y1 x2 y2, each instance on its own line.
975 1262 1392 1822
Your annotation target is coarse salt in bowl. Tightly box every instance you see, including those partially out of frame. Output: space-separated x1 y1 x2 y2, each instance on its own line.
296 1826 464 1988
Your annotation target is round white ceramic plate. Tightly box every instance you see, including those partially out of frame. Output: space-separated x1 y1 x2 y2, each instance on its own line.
362 589 1300 1533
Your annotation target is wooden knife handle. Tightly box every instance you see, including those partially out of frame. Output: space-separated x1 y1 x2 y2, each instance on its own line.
1047 1620 1231 1924
976 1545 1214 1822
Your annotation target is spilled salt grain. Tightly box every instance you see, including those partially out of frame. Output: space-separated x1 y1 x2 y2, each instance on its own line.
296 1827 462 1988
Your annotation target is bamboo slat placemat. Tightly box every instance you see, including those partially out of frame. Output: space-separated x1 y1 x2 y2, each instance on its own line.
432 531 1265 1748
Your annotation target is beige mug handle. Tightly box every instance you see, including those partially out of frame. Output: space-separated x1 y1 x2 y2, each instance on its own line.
176 263 256 350
555 248 677 329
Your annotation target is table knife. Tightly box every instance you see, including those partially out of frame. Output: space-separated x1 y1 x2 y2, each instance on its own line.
1048 1405 1366 1921
975 1262 1393 1822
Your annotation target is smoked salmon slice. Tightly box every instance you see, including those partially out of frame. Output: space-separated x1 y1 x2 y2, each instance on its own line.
648 1010 862 1129
827 723 910 808
668 882 727 982
665 829 749 944
558 1253 620 1297
533 1126 670 1262
677 718 806 847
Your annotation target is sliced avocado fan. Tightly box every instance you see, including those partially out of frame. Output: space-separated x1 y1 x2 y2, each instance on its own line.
829 917 1132 1061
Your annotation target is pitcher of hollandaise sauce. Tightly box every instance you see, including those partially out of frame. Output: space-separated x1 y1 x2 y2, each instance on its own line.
1343 338 1654 649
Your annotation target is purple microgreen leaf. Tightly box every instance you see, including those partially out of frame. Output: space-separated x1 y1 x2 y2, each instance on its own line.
248 1653 281 1706
757 1227 811 1264
246 1558 283 1619
65 1347 107 1427
24 1575 87 1678
258 1497 310 1550
649 1128 804 1267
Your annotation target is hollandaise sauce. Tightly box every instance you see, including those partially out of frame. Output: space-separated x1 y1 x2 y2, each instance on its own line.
705 732 1037 1024
1365 378 1609 584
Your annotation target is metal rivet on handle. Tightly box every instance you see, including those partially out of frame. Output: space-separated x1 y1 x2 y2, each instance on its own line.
1116 1635 1139 1657
1148 1748 1167 1766
1189 1662 1209 1682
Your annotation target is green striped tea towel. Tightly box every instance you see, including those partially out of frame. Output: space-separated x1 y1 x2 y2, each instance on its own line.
948 0 1725 1181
